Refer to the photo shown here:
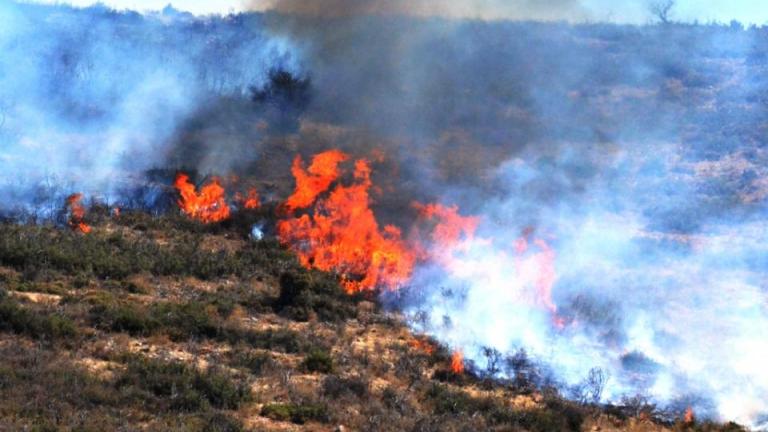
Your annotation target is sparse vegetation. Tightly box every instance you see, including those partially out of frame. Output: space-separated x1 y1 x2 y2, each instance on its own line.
117 356 251 411
260 403 330 424
0 217 750 430
0 292 76 341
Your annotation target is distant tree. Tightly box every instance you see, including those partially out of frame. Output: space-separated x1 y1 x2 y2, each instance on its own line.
649 0 675 24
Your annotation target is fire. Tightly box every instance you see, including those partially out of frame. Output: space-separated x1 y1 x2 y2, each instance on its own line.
450 350 465 374
412 202 480 263
236 188 261 210
282 149 348 212
408 337 436 355
65 193 91 234
174 172 231 223
277 150 416 293
684 407 695 424
514 230 558 316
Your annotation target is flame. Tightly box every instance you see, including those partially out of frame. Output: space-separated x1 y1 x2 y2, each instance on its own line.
278 150 416 293
236 188 261 210
450 350 465 374
412 202 480 263
174 172 231 223
415 213 561 325
684 407 695 424
408 337 436 355
282 149 348 213
514 231 558 316
65 193 91 234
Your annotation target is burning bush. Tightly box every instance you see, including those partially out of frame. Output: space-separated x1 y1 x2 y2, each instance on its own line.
277 150 416 293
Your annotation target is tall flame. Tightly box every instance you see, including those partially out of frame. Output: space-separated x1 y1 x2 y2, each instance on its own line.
282 149 348 213
450 350 465 374
65 193 91 234
174 173 231 223
684 407 695 424
277 150 416 293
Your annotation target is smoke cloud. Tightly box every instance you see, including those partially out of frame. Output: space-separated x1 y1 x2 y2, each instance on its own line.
251 0 590 21
0 1 299 216
2 0 767 427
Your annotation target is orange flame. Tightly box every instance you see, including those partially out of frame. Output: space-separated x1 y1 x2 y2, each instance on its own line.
174 173 231 223
408 337 436 355
236 188 261 210
65 193 91 234
450 350 465 374
282 149 348 213
412 202 480 263
684 407 695 424
278 150 416 293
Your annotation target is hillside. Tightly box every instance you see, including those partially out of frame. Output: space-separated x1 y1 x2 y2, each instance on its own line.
0 213 746 432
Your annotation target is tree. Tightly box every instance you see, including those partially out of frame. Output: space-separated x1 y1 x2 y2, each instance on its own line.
649 0 675 24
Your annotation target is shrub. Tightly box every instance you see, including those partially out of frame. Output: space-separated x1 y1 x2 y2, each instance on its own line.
322 375 368 399
117 356 250 411
276 269 356 322
200 412 244 432
151 301 220 341
0 297 77 340
90 301 158 336
229 349 272 375
260 403 329 424
301 350 333 374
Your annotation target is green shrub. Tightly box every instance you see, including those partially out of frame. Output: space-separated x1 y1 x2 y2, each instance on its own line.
0 297 77 340
301 350 333 374
229 349 272 375
200 412 244 432
90 301 158 336
260 403 329 424
117 356 250 411
151 301 220 341
276 269 355 322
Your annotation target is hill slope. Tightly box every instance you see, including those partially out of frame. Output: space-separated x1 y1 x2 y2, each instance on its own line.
0 214 747 432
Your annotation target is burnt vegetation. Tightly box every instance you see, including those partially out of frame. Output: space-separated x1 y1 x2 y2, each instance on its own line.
0 209 748 431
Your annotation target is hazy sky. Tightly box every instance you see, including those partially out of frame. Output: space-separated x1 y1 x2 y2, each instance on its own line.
27 0 768 24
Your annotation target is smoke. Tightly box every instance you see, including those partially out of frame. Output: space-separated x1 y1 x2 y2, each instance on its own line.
0 1 299 216
401 141 768 425
250 1 768 426
2 0 768 427
251 0 590 21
